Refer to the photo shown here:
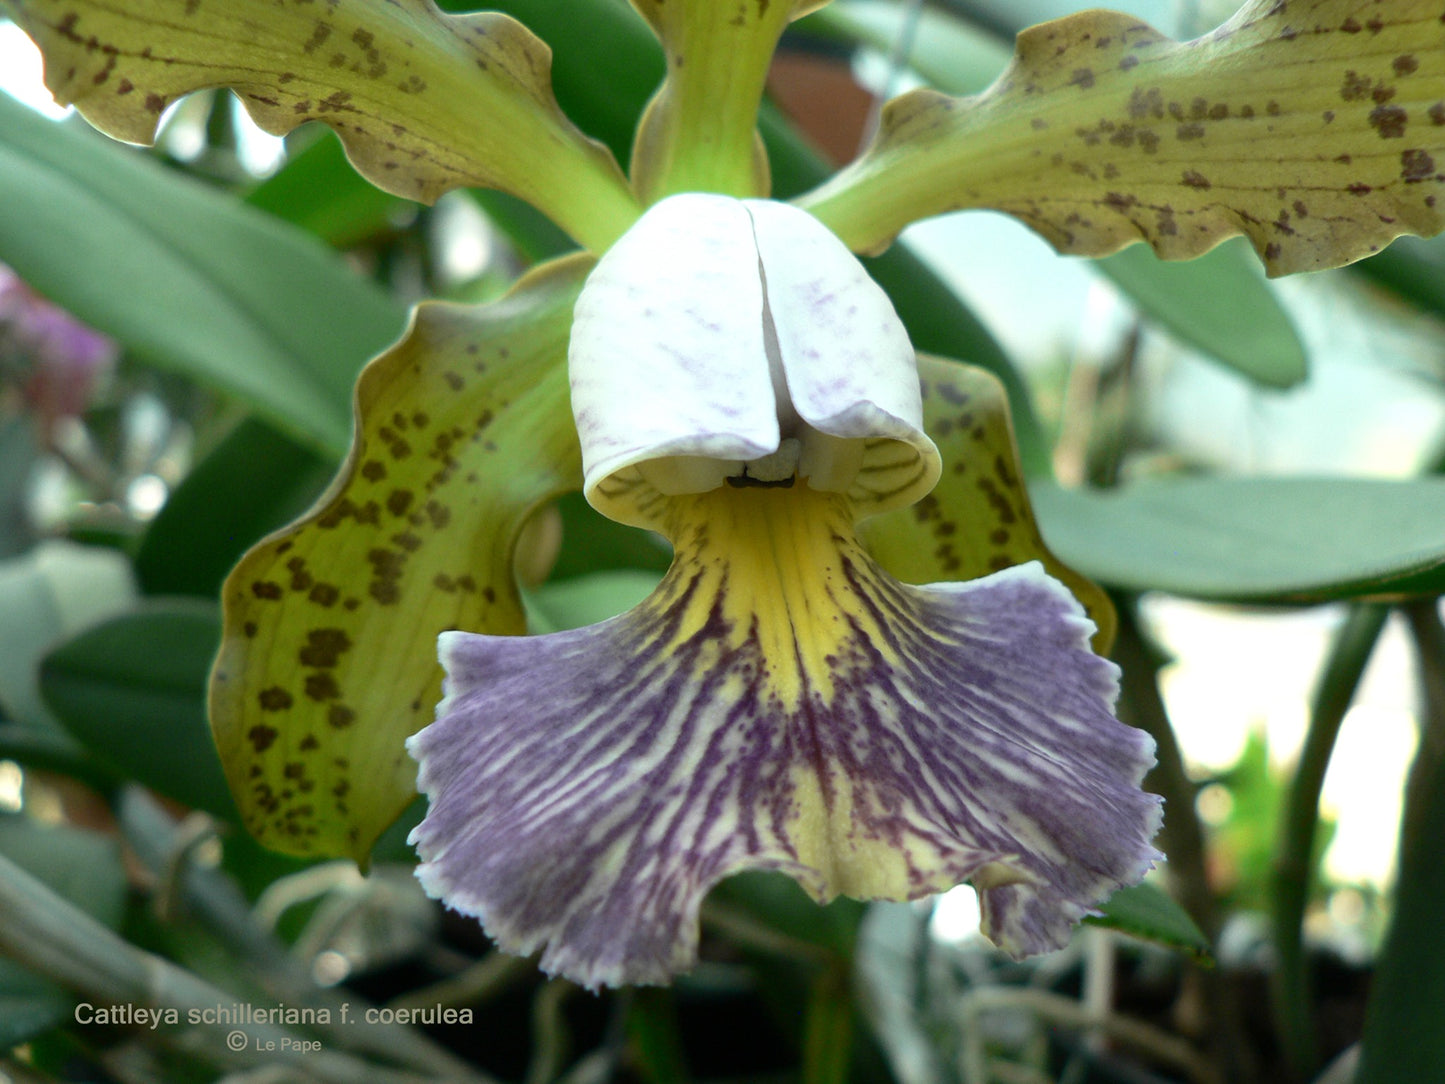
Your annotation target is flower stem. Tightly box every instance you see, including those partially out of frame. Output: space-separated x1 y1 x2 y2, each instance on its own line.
1270 603 1389 1083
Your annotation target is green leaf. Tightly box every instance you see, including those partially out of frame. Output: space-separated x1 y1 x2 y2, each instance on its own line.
0 815 127 1047
245 131 410 247
40 600 238 822
547 491 672 582
451 0 662 169
211 256 589 860
525 570 664 634
1355 231 1445 319
0 92 403 456
1032 477 1445 601
802 1 1445 274
0 962 69 1049
136 419 335 599
7 0 640 251
1356 764 1445 1082
1085 881 1211 960
0 814 126 928
0 540 134 731
1094 239 1307 388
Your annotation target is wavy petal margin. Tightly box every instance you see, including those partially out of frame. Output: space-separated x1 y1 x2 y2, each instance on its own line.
800 0 1445 274
7 0 639 251
210 256 589 861
409 484 1161 987
865 355 1116 653
628 0 829 200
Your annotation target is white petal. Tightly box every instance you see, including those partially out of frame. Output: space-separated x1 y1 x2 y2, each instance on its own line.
569 194 939 528
569 194 778 525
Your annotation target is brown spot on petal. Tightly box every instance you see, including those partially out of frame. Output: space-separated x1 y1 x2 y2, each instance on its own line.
258 687 293 712
299 628 352 668
1402 149 1436 181
1370 104 1408 138
305 673 340 701
248 725 278 752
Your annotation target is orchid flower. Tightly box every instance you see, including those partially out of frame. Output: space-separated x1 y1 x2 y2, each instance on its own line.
409 193 1161 985
11 0 1445 987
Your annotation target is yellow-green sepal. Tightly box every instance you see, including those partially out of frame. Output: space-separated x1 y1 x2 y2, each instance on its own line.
800 1 1445 274
864 355 1115 654
629 0 830 201
6 0 640 251
209 255 591 862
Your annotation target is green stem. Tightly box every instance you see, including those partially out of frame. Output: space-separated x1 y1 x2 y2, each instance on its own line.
1111 600 1216 937
1113 596 1259 1084
1401 599 1445 854
1270 604 1389 1084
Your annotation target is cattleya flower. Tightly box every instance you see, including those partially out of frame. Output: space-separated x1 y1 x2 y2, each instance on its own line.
409 193 1161 984
12 0 1445 986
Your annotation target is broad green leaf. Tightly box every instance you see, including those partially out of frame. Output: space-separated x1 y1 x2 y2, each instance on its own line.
1356 230 1445 318
1094 238 1307 388
246 131 410 248
136 420 335 599
547 491 673 581
802 1 1445 274
629 0 821 200
0 814 126 1046
0 962 68 1049
0 92 401 455
1032 477 1445 601
1085 881 1211 959
40 600 239 822
0 540 134 731
211 256 590 861
6 0 641 252
1357 763 1445 1083
0 814 126 928
865 355 1115 652
453 0 663 168
525 570 664 634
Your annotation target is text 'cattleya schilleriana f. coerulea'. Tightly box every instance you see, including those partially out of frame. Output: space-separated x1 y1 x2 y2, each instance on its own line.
407 194 1163 988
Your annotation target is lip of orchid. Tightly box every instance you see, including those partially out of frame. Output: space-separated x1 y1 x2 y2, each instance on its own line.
566 193 941 530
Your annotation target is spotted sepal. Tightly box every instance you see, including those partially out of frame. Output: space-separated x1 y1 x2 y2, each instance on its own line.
7 0 639 251
801 0 1445 274
210 255 590 861
409 484 1161 987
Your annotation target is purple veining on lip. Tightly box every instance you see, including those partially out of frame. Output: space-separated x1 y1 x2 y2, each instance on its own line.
408 495 1161 989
